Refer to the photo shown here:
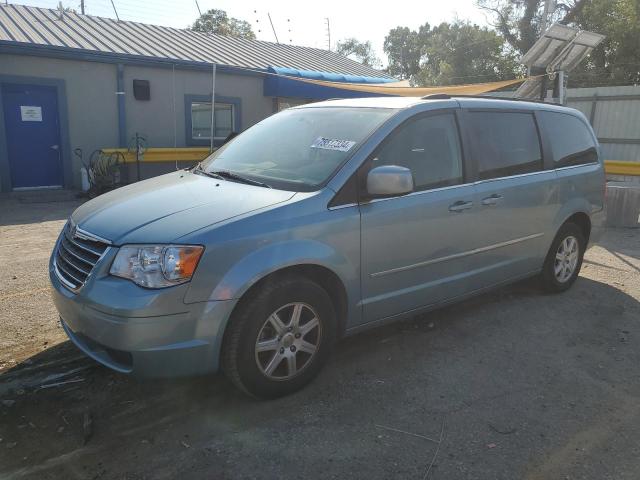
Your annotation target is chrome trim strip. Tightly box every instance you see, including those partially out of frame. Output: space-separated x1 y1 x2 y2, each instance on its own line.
370 232 544 278
53 258 80 291
54 257 84 286
57 248 91 275
473 169 551 185
65 237 103 257
554 162 599 172
74 226 113 245
328 202 358 211
60 238 96 266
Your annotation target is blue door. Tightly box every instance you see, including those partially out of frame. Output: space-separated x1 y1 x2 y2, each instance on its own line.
2 84 63 188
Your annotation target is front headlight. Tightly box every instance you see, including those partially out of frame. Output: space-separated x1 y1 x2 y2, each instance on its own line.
110 245 204 288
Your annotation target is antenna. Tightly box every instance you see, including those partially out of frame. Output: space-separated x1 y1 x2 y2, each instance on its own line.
325 18 331 51
287 18 292 44
267 12 279 43
109 0 119 21
194 0 201 16
80 0 85 14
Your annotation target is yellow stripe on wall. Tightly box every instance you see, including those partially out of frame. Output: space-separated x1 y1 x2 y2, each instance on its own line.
100 149 639 176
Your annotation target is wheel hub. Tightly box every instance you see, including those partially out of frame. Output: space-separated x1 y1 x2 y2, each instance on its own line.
282 333 295 348
254 302 322 381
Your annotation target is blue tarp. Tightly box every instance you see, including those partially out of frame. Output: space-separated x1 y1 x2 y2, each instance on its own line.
264 66 396 100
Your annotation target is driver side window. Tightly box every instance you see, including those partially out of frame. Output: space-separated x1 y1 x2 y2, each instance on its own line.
371 112 464 191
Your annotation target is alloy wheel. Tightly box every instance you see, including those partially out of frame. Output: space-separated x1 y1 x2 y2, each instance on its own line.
254 303 322 380
554 235 579 283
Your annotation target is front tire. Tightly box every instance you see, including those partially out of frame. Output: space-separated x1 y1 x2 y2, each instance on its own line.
540 222 586 293
221 275 337 399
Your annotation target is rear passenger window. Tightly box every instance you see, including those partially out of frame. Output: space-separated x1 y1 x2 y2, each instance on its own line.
371 113 463 191
539 111 598 167
468 112 542 180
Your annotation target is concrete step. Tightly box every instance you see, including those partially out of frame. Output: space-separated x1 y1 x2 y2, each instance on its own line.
606 182 640 228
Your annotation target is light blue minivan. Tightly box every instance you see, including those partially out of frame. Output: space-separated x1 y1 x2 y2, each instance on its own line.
50 96 605 398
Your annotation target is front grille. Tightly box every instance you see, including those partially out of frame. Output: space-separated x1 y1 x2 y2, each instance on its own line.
54 222 110 290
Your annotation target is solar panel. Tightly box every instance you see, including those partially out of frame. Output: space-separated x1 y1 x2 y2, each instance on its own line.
516 23 605 100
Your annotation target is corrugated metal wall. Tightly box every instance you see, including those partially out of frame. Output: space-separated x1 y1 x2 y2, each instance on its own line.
565 85 640 162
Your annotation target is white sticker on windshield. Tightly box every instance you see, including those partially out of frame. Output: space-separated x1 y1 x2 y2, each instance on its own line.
310 137 356 152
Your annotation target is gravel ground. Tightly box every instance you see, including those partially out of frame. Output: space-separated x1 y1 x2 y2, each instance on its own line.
0 197 639 480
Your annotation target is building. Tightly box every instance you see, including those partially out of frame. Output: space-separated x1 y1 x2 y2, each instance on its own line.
0 4 393 192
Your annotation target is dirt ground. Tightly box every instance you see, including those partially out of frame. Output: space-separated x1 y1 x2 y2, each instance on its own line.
1 196 639 480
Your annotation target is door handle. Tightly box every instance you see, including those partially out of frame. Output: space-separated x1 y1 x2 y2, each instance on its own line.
481 194 503 206
50 144 59 150
449 200 473 212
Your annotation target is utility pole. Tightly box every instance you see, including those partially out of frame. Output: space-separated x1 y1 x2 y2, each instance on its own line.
325 18 331 51
540 0 555 34
80 0 85 14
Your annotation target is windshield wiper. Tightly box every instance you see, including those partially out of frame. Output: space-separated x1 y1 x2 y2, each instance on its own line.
193 163 224 180
208 170 272 189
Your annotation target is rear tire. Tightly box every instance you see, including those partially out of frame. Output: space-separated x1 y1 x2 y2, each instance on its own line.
540 222 586 293
221 275 337 399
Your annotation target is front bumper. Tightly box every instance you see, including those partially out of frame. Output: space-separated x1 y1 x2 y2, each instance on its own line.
50 258 236 378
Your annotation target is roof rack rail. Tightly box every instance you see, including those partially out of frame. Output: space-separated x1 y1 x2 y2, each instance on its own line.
421 93 451 100
450 94 555 105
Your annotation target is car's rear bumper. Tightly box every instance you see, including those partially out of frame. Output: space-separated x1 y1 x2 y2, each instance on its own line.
50 264 236 378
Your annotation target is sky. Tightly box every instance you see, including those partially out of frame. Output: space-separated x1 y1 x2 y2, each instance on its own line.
19 0 491 66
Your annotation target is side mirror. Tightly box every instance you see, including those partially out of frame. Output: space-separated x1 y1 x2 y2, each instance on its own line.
366 165 414 198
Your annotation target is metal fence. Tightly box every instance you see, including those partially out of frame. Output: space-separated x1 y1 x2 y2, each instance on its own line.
565 85 640 163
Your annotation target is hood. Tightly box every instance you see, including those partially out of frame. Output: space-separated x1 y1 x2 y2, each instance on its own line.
72 171 296 244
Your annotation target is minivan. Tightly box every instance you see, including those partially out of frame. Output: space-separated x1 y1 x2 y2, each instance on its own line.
50 96 605 398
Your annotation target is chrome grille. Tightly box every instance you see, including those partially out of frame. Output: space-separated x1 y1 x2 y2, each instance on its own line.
54 222 110 290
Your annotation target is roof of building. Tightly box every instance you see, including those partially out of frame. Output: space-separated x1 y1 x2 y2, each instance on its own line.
0 4 393 79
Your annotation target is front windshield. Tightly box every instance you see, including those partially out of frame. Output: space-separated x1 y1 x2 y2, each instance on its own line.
200 107 396 191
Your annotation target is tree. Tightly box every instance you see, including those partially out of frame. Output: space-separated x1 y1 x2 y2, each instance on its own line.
336 38 381 68
384 21 519 85
190 9 256 40
476 0 588 55
416 21 520 85
384 27 422 79
477 0 640 86
569 0 640 85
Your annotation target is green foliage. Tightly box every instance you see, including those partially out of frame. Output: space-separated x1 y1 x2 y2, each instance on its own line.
190 9 256 40
336 38 381 67
384 21 520 86
571 0 640 86
383 27 422 79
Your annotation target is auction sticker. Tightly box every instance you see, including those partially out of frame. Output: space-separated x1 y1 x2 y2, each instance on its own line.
310 137 356 152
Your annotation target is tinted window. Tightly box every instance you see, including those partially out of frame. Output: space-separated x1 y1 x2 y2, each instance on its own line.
540 111 598 167
468 112 542 180
371 113 463 191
